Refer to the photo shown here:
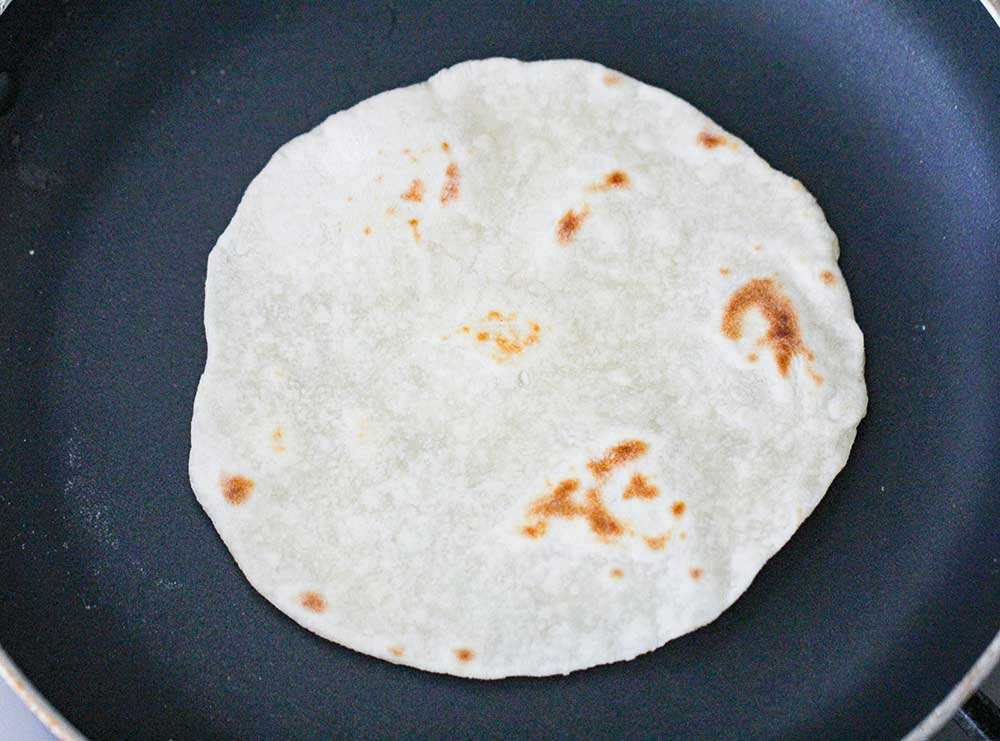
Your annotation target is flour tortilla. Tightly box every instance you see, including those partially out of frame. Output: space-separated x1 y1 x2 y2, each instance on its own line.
189 58 867 678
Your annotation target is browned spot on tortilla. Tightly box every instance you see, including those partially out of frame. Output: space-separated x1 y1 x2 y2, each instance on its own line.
588 439 649 478
821 270 836 285
698 130 728 149
623 473 659 500
690 567 703 580
375 174 384 184
401 178 424 202
720 267 731 276
582 488 625 538
587 170 631 191
495 334 531 356
754 243 763 252
460 311 541 362
610 568 624 578
679 531 687 540
389 646 404 657
808 367 825 385
386 206 397 216
523 478 625 542
272 426 286 454
408 218 420 242
346 195 353 202
722 277 812 378
527 479 581 519
748 353 758 362
520 520 548 538
603 72 623 86
454 648 475 662
441 141 450 153
672 500 686 517
604 170 630 188
403 147 418 162
300 591 327 612
364 226 372 236
440 162 460 205
521 440 653 543
644 534 669 550
221 475 254 505
556 205 590 245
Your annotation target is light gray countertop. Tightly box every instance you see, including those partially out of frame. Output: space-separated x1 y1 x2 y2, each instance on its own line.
0 678 50 741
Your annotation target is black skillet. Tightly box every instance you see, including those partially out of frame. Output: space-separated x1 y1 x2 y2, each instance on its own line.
1 1 998 738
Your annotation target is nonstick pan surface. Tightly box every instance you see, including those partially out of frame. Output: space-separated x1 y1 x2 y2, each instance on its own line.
1 1 998 739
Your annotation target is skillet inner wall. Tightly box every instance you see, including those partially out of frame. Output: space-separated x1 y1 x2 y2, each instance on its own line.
0 1 997 739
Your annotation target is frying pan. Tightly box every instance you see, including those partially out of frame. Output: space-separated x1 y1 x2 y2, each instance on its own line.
1 1 998 738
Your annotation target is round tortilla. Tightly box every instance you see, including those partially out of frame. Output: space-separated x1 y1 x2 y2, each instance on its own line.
189 58 867 678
